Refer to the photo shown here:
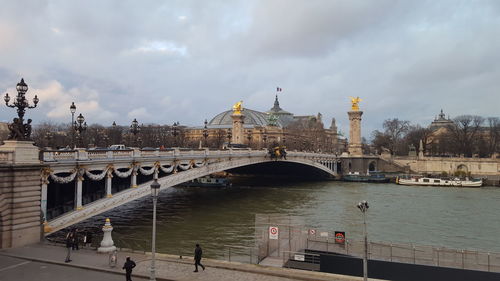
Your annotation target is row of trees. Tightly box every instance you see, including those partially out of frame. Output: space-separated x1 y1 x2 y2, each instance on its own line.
371 116 500 157
29 118 343 152
31 122 189 149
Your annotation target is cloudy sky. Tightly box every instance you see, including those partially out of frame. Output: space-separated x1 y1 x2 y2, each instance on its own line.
0 0 499 137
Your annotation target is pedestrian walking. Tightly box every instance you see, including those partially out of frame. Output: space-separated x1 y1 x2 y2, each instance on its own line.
122 256 136 281
193 243 205 272
65 231 73 263
84 230 93 248
72 228 80 250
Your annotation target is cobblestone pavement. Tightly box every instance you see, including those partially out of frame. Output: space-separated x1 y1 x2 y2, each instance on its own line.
0 255 148 281
0 243 371 281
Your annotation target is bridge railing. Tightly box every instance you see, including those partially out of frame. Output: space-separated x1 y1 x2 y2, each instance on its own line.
40 148 338 163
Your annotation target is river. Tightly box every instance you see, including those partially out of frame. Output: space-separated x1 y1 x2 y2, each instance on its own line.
62 178 500 258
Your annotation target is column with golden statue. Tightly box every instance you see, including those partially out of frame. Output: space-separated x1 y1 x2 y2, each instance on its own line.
348 97 363 157
231 101 245 145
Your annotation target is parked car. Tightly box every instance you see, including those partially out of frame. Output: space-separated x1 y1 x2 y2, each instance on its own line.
109 144 129 150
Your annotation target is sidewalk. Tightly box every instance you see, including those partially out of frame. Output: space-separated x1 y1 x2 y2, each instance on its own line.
0 243 373 281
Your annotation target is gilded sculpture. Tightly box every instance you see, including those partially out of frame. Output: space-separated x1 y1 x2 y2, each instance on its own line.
349 96 362 111
232 100 243 115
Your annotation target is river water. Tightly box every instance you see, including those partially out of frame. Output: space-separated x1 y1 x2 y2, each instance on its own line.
66 179 500 258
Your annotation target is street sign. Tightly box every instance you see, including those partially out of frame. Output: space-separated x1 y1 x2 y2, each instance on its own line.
269 226 279 240
309 229 316 236
335 231 346 244
294 254 305 261
320 231 329 237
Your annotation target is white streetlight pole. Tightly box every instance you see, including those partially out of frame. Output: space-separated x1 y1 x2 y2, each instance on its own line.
357 200 369 281
150 179 160 281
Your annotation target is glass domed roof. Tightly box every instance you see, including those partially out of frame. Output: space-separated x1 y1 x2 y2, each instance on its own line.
208 108 284 128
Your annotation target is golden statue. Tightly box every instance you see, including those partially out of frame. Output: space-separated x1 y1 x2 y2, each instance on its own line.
349 96 362 111
232 100 243 115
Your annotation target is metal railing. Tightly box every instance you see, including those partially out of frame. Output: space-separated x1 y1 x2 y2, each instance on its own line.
224 245 259 264
282 250 321 271
307 237 500 272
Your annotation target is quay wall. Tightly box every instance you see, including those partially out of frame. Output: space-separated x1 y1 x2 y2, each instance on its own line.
389 156 500 184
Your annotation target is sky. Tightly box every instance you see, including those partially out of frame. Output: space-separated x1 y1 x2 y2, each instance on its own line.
0 0 499 138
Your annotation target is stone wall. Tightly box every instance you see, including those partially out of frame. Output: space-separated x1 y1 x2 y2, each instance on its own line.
392 156 500 176
0 164 42 248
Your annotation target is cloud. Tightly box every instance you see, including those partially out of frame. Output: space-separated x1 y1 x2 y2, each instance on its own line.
29 80 116 123
0 0 498 139
127 107 152 120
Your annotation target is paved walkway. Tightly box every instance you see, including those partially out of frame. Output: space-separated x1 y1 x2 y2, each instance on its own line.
0 243 378 281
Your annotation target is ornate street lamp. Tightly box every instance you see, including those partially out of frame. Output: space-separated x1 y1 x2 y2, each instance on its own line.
45 132 53 149
70 102 76 148
202 119 209 147
172 122 179 147
102 134 109 147
3 78 39 140
73 113 87 148
357 200 369 281
150 179 161 281
247 130 252 147
226 128 232 146
130 118 140 147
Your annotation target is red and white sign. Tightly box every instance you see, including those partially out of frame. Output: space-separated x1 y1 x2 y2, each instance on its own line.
309 229 316 236
269 226 279 240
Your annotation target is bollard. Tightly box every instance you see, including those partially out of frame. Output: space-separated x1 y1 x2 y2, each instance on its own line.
97 218 117 253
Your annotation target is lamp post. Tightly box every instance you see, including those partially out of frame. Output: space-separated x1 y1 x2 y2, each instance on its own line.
73 113 87 148
150 179 160 281
357 200 369 281
45 132 53 149
247 130 252 147
226 128 232 147
130 118 140 147
202 119 209 147
172 122 179 147
3 78 39 140
70 102 76 148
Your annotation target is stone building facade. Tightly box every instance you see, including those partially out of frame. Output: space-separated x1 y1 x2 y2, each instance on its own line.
183 96 343 152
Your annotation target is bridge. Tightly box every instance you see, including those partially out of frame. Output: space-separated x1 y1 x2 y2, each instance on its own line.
40 148 342 234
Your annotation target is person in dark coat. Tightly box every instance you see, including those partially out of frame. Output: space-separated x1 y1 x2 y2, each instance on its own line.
193 244 205 272
71 229 79 250
65 231 73 263
122 256 136 281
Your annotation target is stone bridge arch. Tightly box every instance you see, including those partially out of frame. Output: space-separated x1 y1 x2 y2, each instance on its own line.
455 164 469 175
45 156 337 234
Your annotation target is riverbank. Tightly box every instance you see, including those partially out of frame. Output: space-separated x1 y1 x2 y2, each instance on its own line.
0 243 382 281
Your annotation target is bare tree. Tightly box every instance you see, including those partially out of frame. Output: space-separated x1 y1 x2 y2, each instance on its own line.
446 115 484 157
486 117 500 156
371 119 410 155
404 125 433 155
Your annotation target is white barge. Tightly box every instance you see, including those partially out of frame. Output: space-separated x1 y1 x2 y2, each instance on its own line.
396 176 482 187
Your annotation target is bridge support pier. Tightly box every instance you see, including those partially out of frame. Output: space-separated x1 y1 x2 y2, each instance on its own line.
106 171 113 198
131 167 138 188
76 175 83 210
0 140 44 248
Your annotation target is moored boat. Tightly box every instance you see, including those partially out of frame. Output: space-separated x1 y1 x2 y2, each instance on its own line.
396 176 482 187
342 172 390 183
178 175 232 187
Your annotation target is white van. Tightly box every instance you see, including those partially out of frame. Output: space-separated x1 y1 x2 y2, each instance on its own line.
109 144 128 150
